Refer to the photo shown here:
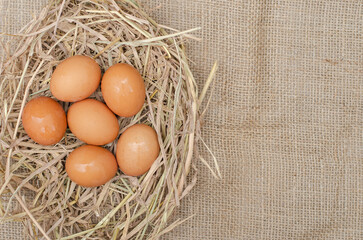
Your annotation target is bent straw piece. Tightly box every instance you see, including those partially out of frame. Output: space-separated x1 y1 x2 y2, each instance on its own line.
199 61 218 106
177 101 197 196
200 137 222 179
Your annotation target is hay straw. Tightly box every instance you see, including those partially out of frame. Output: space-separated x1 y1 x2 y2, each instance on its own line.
0 0 218 239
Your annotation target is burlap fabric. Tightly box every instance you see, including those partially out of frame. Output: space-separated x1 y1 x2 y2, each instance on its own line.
1 0 362 239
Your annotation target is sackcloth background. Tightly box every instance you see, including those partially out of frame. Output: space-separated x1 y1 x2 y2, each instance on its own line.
1 0 362 239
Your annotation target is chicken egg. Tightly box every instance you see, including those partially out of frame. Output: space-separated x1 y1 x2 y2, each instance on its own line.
116 124 160 176
101 63 146 117
50 55 101 102
22 96 67 145
65 145 118 187
67 99 119 145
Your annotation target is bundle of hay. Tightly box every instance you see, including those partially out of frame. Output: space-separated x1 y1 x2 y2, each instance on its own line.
0 0 218 239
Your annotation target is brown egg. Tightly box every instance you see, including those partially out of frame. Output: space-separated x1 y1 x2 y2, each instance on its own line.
116 124 160 176
50 55 101 102
67 99 119 145
66 145 117 187
101 63 146 117
22 96 67 145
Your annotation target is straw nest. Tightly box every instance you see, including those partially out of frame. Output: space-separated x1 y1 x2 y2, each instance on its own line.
0 0 218 239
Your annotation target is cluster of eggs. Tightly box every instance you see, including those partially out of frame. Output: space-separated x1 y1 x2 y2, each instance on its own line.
22 56 160 187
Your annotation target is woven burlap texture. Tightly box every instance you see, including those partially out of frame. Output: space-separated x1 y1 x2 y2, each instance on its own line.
1 0 362 239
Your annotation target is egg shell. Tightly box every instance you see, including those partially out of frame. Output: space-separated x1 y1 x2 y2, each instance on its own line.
22 96 67 145
116 124 160 176
65 145 118 187
101 63 146 117
50 55 101 102
67 99 119 145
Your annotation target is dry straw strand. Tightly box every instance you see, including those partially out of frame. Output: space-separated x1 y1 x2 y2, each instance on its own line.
0 0 218 239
